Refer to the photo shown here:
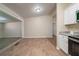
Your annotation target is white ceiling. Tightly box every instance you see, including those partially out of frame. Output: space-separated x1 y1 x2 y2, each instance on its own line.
3 3 56 19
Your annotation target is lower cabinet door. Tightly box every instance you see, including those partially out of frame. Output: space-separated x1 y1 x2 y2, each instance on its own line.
59 35 68 54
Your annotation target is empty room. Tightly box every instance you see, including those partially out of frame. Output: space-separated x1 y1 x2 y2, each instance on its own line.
0 3 79 56
0 3 60 56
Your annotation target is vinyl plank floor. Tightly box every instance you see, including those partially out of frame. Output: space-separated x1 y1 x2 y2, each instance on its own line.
0 38 66 56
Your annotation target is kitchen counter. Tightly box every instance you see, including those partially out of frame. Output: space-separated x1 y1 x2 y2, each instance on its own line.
59 32 73 36
59 31 79 55
59 32 79 39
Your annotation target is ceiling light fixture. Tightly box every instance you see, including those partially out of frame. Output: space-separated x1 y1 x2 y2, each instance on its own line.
34 7 41 13
0 16 7 20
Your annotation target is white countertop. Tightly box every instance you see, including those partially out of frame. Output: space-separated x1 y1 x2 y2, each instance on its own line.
59 32 73 36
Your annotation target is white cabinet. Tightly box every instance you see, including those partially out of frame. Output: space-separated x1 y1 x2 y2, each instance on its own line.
64 4 78 25
59 35 68 54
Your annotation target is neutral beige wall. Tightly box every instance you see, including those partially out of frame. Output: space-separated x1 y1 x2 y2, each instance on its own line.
4 22 22 37
24 15 53 38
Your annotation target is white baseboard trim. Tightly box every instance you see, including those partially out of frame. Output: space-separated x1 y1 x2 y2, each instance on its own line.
24 37 53 38
24 36 53 39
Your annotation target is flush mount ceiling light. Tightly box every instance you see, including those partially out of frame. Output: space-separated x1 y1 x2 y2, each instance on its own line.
34 7 41 13
0 16 7 20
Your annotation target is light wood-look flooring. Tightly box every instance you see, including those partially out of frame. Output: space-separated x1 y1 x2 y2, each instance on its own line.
0 38 66 56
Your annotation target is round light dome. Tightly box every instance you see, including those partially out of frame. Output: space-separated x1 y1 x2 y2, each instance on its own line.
34 7 41 13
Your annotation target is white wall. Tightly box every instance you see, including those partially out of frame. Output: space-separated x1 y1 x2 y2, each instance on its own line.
24 15 53 38
0 23 4 38
4 22 22 37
